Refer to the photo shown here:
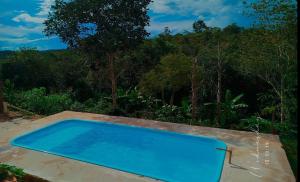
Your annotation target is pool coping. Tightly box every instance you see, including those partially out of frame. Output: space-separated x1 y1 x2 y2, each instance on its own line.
0 111 296 182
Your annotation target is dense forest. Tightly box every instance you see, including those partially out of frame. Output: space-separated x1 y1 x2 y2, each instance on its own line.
0 0 297 176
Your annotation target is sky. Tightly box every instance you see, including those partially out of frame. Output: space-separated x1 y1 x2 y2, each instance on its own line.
0 0 252 51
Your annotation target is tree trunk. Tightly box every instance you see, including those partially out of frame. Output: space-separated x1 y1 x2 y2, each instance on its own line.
278 46 284 124
108 53 117 109
280 94 284 124
216 41 222 126
0 80 4 113
170 89 175 106
271 111 276 134
161 88 165 104
280 78 284 124
191 57 198 120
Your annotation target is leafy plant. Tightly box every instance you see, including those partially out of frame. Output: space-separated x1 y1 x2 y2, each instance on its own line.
154 104 188 123
0 163 25 182
205 90 248 128
117 88 145 113
5 87 73 115
3 79 16 104
239 115 296 135
239 116 273 133
257 91 280 121
181 98 192 118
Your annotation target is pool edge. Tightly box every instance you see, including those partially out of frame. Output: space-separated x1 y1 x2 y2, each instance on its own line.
10 118 227 182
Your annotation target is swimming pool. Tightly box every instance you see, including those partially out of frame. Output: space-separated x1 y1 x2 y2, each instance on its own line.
11 119 226 182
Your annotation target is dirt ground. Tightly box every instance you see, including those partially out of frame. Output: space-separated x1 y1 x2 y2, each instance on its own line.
0 111 42 123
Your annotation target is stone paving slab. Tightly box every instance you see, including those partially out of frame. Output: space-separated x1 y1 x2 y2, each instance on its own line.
0 111 295 182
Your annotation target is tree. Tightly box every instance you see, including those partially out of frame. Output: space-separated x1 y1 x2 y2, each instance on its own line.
0 46 3 113
180 35 203 120
223 23 243 34
202 28 227 126
3 48 55 90
200 24 243 126
44 0 151 109
139 67 166 101
163 27 171 36
139 53 191 105
0 80 4 113
214 30 224 127
193 20 208 33
241 0 297 123
161 54 192 105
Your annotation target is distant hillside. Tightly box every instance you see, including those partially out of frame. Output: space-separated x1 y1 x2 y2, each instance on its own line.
0 50 14 60
0 49 68 61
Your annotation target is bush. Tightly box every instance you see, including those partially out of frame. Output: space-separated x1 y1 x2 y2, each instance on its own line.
204 90 248 128
3 79 20 105
154 104 188 123
239 116 274 133
117 88 144 113
21 88 72 115
4 87 73 115
238 116 296 135
69 101 87 112
70 98 114 115
84 98 113 114
0 163 25 182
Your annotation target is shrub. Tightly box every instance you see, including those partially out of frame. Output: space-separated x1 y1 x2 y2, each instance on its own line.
84 98 113 114
239 115 297 135
20 88 72 115
4 87 73 115
0 163 25 182
239 116 273 133
154 104 187 123
117 88 144 113
205 90 248 128
3 79 16 104
70 101 87 112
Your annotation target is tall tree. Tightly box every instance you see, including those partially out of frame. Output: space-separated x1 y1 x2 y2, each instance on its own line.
44 0 151 109
193 19 208 33
180 35 202 120
0 47 3 113
139 53 191 106
0 80 4 113
203 25 242 126
242 0 297 123
204 28 225 126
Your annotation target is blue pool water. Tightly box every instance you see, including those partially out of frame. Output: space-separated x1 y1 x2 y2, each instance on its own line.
11 119 226 182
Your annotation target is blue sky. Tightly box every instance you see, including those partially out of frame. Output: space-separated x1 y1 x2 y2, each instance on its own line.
0 0 251 50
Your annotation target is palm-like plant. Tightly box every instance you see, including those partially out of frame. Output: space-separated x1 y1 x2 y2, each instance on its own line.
205 89 248 128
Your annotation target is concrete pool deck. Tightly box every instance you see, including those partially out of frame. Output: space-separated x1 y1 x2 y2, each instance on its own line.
0 111 295 182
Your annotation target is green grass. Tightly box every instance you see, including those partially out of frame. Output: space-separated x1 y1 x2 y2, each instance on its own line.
280 135 298 179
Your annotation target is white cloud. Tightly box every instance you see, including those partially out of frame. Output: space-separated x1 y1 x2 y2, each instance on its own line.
11 0 55 24
0 24 44 37
0 37 53 44
150 0 232 16
13 10 26 13
150 1 174 14
1 0 57 50
12 13 46 24
205 16 231 28
0 46 15 50
149 0 241 32
36 0 55 16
